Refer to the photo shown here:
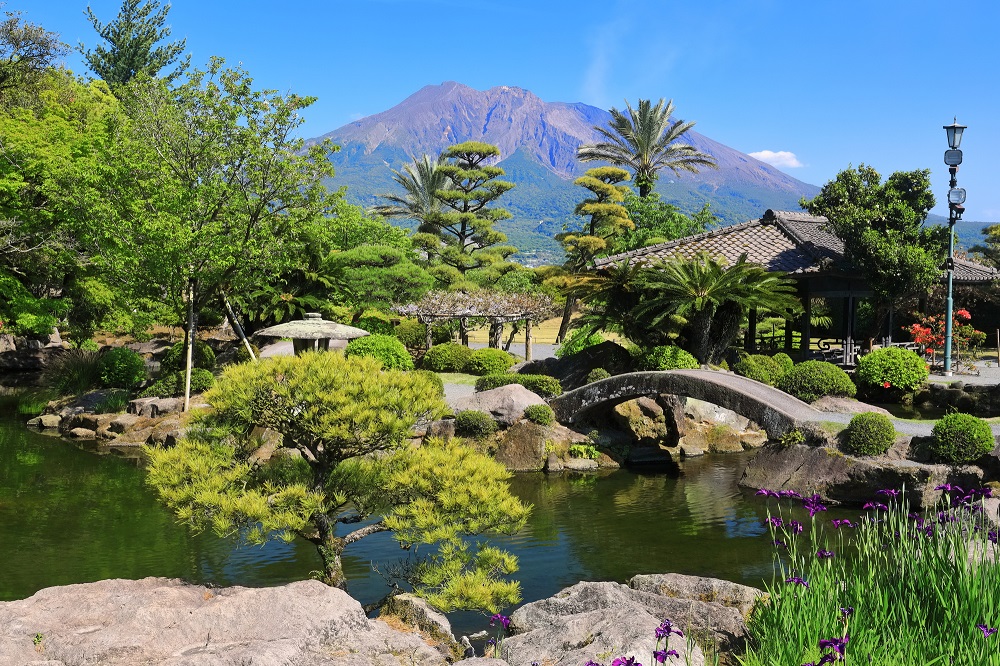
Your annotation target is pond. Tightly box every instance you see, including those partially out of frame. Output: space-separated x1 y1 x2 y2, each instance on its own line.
0 401 804 636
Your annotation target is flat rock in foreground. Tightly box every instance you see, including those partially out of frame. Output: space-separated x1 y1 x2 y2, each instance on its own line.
0 577 447 666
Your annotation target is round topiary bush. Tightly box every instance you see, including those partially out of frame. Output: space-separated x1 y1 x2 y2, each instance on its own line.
555 328 605 359
160 340 216 375
777 360 856 403
410 369 445 398
354 310 394 335
844 412 896 456
773 353 794 375
856 347 929 392
421 342 473 373
586 367 612 384
640 345 699 371
99 346 147 389
139 368 215 398
523 403 555 426
474 373 563 398
392 319 451 349
465 348 516 376
232 342 261 365
930 412 995 464
734 354 785 386
344 334 414 370
455 410 498 438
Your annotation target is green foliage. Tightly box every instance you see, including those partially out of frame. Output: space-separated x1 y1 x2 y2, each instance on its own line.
99 346 147 389
465 348 516 376
0 272 68 336
16 388 58 416
778 429 805 448
326 245 433 311
578 98 717 197
0 10 67 105
568 443 600 459
778 360 856 403
734 354 785 386
422 342 473 373
639 344 700 371
410 370 445 399
160 340 216 374
139 368 214 398
586 367 612 383
772 352 794 375
372 154 450 227
557 166 633 273
344 334 414 371
844 412 896 456
93 389 131 414
930 413 995 464
523 404 555 426
231 342 260 365
42 349 104 395
80 0 190 86
455 410 498 438
855 346 929 392
353 309 394 335
555 327 605 359
612 193 712 254
474 373 563 398
393 318 451 348
78 339 101 352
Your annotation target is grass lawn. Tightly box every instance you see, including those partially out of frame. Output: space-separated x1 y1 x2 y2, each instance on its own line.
436 373 479 386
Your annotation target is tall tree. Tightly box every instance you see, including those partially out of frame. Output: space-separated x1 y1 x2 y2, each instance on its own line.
88 58 338 407
0 7 67 105
415 141 517 283
79 0 189 86
612 193 713 254
371 154 450 225
578 98 717 197
800 165 947 332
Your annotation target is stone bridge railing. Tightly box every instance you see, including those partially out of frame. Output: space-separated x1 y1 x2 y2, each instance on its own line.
549 369 824 438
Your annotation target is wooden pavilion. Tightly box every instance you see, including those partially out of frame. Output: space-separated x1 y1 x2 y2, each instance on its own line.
593 209 998 363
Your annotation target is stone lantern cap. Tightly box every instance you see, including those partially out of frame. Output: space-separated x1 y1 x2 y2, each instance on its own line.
253 313 371 340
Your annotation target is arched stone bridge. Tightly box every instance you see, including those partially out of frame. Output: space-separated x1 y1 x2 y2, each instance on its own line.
549 369 826 438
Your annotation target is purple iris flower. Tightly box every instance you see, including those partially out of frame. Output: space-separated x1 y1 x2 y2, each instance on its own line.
840 606 854 617
756 489 779 498
773 539 787 548
988 531 998 545
977 624 998 638
767 517 783 527
935 484 963 494
816 549 835 559
584 661 603 666
818 633 850 655
612 657 641 666
489 613 511 629
785 576 809 588
830 519 855 528
653 649 679 662
778 490 803 499
863 502 888 511
789 520 804 534
876 489 900 497
655 619 683 639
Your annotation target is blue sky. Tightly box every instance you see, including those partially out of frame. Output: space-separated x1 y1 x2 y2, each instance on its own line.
25 0 1000 222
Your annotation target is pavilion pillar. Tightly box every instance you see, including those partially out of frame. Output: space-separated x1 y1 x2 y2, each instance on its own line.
745 308 758 352
525 319 533 362
784 318 794 353
801 286 812 361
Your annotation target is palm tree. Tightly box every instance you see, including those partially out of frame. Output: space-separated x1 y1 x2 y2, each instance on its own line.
633 253 801 364
371 155 450 228
578 98 717 197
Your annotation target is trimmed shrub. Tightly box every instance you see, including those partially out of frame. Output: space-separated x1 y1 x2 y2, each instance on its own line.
844 412 896 456
475 373 563 398
455 410 498 438
160 340 216 375
78 339 100 352
856 347 929 392
232 342 261 365
140 368 215 398
465 348 516 376
393 319 451 348
410 369 445 398
344 334 414 370
639 345 699 371
586 367 612 384
354 309 394 336
421 342 473 373
773 353 794 375
930 412 995 464
523 404 555 426
555 328 605 359
100 346 147 389
734 354 785 386
778 360 856 403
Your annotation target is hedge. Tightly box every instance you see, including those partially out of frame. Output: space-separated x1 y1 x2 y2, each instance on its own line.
474 373 563 398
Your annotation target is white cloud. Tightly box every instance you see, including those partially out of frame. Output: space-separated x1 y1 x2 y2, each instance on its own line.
748 150 804 168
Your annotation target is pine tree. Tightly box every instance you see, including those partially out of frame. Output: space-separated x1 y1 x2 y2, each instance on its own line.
79 0 189 86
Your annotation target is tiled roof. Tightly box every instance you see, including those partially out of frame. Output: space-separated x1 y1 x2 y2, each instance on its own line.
593 209 998 284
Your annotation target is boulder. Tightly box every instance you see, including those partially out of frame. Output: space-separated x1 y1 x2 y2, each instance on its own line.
496 421 589 472
148 418 185 446
39 414 61 429
127 397 158 416
0 334 14 353
544 452 564 472
683 398 751 431
380 593 459 658
67 427 97 440
63 413 100 432
679 398 768 452
0 577 447 666
563 457 599 471
518 340 636 390
628 573 765 620
425 418 456 441
108 414 141 434
452 385 546 427
739 444 984 509
810 396 893 416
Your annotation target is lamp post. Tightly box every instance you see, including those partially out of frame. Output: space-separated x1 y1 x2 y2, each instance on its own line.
942 118 967 376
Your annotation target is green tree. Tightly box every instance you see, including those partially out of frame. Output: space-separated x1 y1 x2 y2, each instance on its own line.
578 98 717 197
416 141 517 283
0 7 67 106
633 253 801 364
325 244 434 311
800 165 947 332
612 193 712 253
88 58 338 405
79 0 190 86
145 352 530 612
371 154 450 225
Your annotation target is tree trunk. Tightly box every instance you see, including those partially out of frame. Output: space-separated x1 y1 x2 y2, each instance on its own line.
525 319 533 362
488 321 503 349
313 518 390 589
460 317 469 346
183 279 196 412
556 295 575 344
222 291 256 362
688 306 714 365
503 322 520 352
425 321 433 351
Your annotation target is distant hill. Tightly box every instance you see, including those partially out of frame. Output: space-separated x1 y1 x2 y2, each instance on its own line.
308 82 821 264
